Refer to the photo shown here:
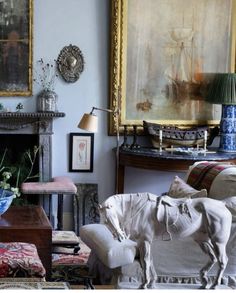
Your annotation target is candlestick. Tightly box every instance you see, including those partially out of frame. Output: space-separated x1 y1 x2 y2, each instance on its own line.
159 129 163 152
159 129 163 141
204 130 207 151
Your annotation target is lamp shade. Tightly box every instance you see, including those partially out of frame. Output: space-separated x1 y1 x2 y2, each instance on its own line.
206 73 236 105
78 113 98 132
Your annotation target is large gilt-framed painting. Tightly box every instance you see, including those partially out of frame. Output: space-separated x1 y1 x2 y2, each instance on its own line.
0 0 33 96
109 0 236 134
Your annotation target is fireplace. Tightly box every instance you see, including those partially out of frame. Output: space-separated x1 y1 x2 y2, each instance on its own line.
0 111 65 206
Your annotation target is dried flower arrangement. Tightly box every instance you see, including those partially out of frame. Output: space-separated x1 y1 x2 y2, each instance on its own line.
33 58 59 91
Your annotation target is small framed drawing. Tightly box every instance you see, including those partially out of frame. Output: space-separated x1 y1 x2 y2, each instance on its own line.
69 133 94 172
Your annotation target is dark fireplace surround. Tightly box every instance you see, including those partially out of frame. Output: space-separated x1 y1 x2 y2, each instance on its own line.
0 111 65 185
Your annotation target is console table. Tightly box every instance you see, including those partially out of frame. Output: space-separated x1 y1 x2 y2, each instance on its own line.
117 147 236 193
0 205 52 280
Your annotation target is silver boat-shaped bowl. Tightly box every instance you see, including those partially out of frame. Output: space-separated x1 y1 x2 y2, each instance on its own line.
143 120 208 148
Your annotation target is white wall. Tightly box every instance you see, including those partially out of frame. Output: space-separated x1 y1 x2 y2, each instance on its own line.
1 0 186 221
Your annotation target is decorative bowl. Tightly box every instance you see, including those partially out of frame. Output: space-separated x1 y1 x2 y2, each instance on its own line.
0 190 14 217
143 120 208 148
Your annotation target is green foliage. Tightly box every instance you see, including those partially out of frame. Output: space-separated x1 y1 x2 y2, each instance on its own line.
0 146 40 202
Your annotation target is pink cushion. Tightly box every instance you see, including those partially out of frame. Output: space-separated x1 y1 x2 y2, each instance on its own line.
52 252 90 266
0 242 45 278
21 181 77 195
53 176 73 183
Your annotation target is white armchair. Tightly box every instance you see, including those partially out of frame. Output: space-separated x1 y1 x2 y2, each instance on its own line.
80 161 236 289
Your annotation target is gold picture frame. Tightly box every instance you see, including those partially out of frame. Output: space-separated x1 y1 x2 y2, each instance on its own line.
109 0 236 135
0 0 33 96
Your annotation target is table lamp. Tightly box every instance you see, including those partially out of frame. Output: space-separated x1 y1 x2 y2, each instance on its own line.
78 106 120 193
205 73 236 152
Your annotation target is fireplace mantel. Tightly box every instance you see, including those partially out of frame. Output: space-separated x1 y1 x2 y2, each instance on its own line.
0 112 65 133
0 111 66 182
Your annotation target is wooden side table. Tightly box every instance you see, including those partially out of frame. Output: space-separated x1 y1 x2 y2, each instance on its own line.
118 147 236 193
0 205 52 280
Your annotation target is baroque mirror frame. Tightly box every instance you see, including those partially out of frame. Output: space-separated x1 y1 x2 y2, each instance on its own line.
109 0 236 135
57 44 85 83
0 0 33 96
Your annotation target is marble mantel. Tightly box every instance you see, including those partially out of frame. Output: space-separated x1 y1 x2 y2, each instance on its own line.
0 112 65 182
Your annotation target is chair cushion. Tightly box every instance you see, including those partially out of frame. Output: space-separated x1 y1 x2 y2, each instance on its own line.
186 161 236 200
0 242 45 278
21 181 77 195
168 175 207 198
80 224 137 269
52 252 90 266
52 231 80 245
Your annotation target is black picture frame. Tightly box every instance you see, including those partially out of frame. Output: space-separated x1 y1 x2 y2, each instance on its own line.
69 133 94 172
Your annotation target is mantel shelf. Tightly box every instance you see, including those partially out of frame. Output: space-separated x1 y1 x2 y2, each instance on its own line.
0 112 65 118
0 111 66 133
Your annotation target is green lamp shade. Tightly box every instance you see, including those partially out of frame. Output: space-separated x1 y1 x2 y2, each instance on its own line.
206 73 236 105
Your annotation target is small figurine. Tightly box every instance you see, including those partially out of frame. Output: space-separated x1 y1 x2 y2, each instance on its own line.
16 103 24 112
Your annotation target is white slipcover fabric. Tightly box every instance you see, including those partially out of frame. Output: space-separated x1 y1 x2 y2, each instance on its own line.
116 222 236 288
82 162 236 288
80 224 137 269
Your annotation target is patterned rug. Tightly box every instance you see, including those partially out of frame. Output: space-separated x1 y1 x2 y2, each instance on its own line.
0 282 69 290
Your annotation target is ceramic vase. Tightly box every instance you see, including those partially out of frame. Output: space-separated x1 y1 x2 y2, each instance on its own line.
0 188 14 216
219 104 236 152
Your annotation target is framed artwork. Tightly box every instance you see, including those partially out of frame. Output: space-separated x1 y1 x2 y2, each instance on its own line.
69 133 94 172
0 0 33 96
109 0 236 134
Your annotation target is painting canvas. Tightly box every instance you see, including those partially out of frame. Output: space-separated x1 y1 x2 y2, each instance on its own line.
109 0 236 134
0 0 32 96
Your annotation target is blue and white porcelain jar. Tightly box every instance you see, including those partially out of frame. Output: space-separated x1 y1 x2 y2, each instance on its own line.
219 104 236 152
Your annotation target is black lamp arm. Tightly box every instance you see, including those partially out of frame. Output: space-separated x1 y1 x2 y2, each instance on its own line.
90 107 113 114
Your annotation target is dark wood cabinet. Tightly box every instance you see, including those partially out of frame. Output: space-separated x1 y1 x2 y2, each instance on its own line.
0 205 52 280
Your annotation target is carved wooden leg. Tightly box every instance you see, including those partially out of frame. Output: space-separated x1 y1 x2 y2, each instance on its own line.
117 164 125 194
57 193 64 230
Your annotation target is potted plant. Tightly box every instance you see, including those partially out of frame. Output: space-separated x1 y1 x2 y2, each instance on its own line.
0 146 40 207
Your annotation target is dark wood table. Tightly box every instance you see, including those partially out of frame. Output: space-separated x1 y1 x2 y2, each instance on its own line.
118 147 236 193
0 205 52 280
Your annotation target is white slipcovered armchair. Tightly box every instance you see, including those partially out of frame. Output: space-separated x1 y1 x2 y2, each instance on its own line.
80 161 236 289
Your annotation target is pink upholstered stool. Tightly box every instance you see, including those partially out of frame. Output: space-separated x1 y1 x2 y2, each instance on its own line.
21 177 77 230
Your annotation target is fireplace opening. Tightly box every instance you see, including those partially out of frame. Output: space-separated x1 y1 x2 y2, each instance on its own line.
0 134 39 204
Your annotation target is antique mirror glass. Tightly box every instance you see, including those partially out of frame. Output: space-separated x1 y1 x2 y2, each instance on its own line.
0 0 33 96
